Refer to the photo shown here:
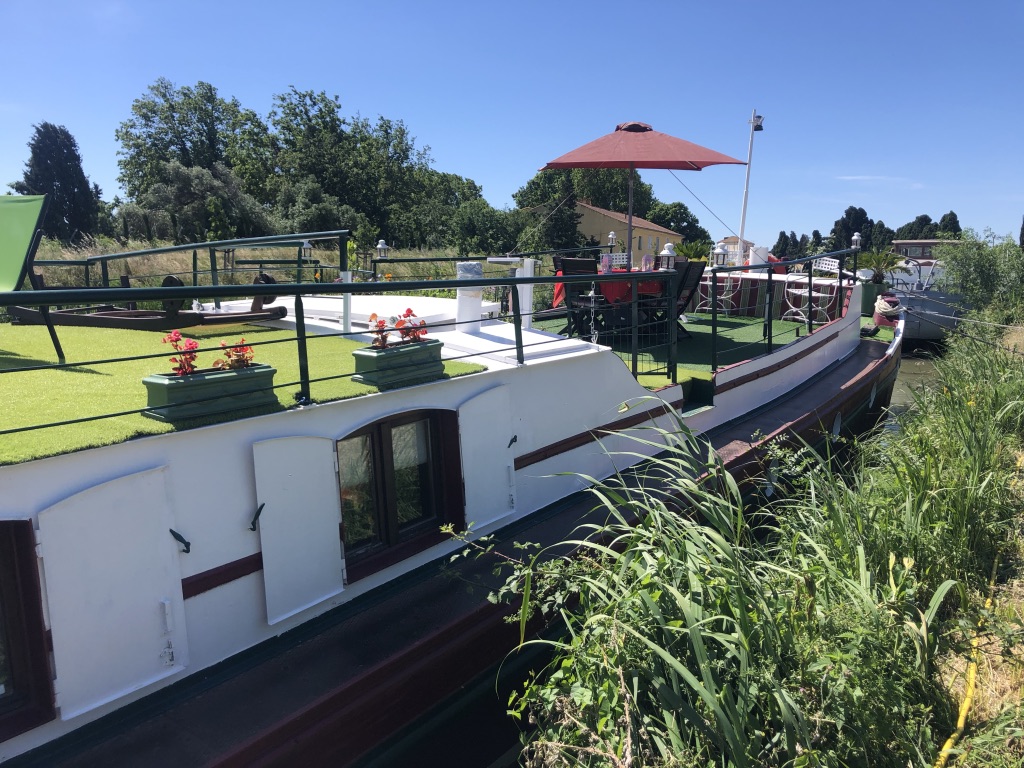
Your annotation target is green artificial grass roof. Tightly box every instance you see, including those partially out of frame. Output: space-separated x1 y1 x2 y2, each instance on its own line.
0 323 483 465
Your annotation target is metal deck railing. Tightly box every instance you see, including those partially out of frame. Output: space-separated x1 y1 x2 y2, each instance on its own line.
1 233 861 447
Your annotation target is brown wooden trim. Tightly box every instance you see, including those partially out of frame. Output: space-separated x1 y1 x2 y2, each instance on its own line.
719 346 898 478
714 326 841 395
515 398 685 470
212 601 522 768
182 552 263 600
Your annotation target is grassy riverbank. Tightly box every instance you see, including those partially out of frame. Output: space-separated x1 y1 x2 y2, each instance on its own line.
482 327 1022 766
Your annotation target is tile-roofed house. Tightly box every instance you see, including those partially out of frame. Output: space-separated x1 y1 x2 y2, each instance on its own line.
576 201 682 266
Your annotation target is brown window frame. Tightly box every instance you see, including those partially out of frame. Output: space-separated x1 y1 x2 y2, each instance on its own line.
339 410 463 583
0 521 55 742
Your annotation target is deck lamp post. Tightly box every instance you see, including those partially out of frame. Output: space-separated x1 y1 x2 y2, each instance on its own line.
300 240 313 284
608 231 616 250
376 240 390 261
737 110 764 267
713 243 728 267
850 231 862 280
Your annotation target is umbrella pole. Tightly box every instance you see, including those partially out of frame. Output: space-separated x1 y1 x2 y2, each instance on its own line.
626 164 634 266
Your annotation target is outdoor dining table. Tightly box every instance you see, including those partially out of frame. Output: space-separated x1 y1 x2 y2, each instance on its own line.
553 268 666 308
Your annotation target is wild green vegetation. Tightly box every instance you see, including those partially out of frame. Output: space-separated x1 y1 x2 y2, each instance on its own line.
450 238 1024 766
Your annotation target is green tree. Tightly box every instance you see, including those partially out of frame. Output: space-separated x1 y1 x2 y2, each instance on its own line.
10 122 99 241
937 228 1022 309
937 211 962 236
513 170 583 252
264 88 351 211
268 91 439 246
390 169 483 249
788 231 801 255
273 176 346 234
895 214 938 240
772 231 789 259
116 78 261 200
451 198 522 255
871 220 895 252
830 206 873 250
570 168 654 219
645 201 711 244
135 160 273 242
224 109 279 205
345 115 434 244
811 230 823 251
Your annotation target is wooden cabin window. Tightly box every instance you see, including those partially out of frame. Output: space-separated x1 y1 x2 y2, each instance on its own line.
0 521 55 742
337 410 463 582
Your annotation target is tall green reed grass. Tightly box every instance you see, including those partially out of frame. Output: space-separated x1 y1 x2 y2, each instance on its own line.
477 333 1024 766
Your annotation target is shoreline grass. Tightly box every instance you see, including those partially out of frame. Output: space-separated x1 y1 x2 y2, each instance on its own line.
481 323 1023 766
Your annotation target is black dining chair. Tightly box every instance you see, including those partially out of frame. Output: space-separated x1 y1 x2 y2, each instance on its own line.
560 257 600 337
674 261 706 338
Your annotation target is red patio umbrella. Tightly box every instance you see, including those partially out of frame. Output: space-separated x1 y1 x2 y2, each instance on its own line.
542 121 744 260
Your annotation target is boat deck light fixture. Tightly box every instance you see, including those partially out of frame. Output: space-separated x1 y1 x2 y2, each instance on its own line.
713 243 728 266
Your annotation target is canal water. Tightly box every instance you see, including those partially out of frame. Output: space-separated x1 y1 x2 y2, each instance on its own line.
889 348 941 416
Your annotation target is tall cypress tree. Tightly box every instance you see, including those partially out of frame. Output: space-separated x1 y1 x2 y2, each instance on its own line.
11 122 98 241
772 231 789 259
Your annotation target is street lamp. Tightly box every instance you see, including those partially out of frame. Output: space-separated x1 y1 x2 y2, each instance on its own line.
376 239 390 261
737 109 764 267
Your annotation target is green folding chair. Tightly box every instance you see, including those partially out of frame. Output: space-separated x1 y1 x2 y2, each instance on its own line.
0 195 64 362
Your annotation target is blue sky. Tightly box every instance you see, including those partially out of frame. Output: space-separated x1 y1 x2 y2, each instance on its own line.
2 1 1021 248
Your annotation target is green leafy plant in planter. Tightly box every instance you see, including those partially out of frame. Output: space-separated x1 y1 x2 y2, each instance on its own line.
860 248 911 285
858 249 911 316
352 308 445 389
143 330 278 422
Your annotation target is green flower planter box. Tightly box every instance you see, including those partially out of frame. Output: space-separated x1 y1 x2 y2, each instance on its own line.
860 282 887 317
143 364 278 422
352 338 445 389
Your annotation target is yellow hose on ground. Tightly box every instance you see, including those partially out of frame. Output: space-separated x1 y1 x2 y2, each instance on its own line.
932 556 1000 768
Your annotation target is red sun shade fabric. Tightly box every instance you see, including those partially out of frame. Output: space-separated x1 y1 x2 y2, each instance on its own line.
542 121 744 171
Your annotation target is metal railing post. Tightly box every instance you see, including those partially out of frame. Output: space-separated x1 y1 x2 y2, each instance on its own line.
100 259 110 288
765 267 774 352
667 269 679 383
339 234 351 334
806 270 813 336
711 269 720 373
294 294 311 404
510 280 525 365
209 247 221 309
192 249 198 287
630 279 639 378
